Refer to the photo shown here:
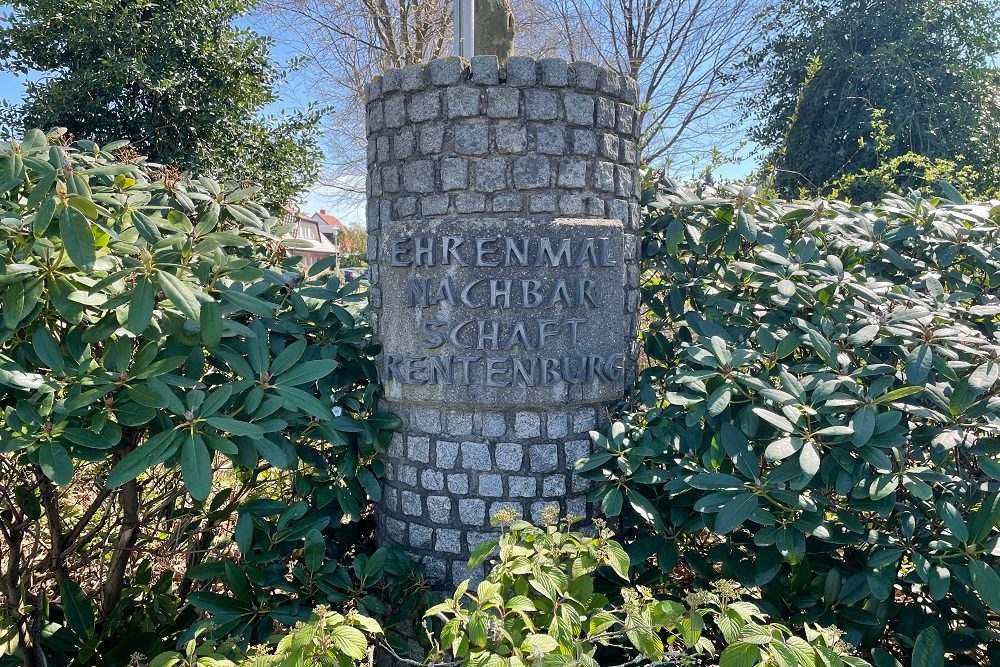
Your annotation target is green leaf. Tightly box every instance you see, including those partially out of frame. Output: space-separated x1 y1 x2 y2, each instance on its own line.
59 578 94 637
851 407 876 446
199 300 222 348
605 539 631 580
126 276 155 334
32 327 66 374
206 417 264 437
274 360 339 386
720 643 762 667
105 429 178 488
328 625 368 660
180 434 213 501
707 384 732 416
936 499 968 543
875 386 924 404
467 539 498 570
969 560 1000 614
911 627 944 667
59 207 96 270
906 345 933 385
156 270 203 320
714 493 758 535
38 442 73 486
303 528 326 572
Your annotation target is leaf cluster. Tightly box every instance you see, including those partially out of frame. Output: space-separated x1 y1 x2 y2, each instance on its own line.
0 129 387 666
582 177 1000 664
424 517 869 667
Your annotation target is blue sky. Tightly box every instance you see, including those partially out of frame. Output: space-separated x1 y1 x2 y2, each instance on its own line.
0 8 753 220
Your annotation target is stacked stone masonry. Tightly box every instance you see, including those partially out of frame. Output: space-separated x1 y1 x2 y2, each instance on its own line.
378 402 609 587
366 56 641 587
365 55 643 369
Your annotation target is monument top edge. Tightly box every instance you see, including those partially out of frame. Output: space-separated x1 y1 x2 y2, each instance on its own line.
364 56 639 106
381 216 627 230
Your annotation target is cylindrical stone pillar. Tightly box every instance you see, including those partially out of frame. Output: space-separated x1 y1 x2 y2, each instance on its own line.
365 55 641 587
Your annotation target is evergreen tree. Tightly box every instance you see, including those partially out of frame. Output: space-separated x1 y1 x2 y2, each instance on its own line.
746 0 1000 197
0 0 321 207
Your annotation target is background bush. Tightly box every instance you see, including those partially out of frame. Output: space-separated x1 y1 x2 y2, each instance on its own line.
581 178 1000 665
0 129 403 666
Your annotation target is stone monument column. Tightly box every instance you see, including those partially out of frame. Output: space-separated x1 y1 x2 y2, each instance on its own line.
365 55 641 587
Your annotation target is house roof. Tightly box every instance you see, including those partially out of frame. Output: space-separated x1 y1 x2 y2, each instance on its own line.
312 209 348 233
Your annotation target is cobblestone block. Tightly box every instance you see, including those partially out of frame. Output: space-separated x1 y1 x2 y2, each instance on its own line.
461 441 492 470
509 476 537 497
594 161 615 192
547 412 568 438
385 517 407 542
471 55 500 84
557 158 587 188
441 157 469 191
543 475 567 497
530 194 558 212
524 90 558 120
421 194 449 215
445 410 474 436
414 408 442 433
492 193 523 212
456 192 487 212
402 490 422 516
559 194 584 215
427 496 452 523
564 93 595 126
420 123 445 153
393 196 416 218
487 87 519 118
540 58 569 87
572 408 597 432
569 61 598 89
479 474 504 497
481 413 507 437
436 440 460 468
447 86 482 118
409 90 441 122
495 442 523 470
455 123 489 154
430 57 467 86
410 524 432 548
435 528 462 553
421 469 444 491
572 129 597 155
384 96 405 128
447 473 469 494
407 436 430 463
400 63 426 91
529 444 559 472
459 498 486 524
494 125 527 153
513 156 550 189
506 57 537 86
536 126 566 155
394 463 416 487
475 157 509 192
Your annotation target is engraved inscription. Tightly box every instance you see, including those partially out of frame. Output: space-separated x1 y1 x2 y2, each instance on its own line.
378 218 626 405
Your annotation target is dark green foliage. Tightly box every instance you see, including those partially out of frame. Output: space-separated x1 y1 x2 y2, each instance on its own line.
746 0 1000 197
185 487 434 650
0 0 322 207
583 177 1000 665
0 129 388 666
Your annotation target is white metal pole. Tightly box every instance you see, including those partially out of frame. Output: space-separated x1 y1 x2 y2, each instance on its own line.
453 0 475 58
